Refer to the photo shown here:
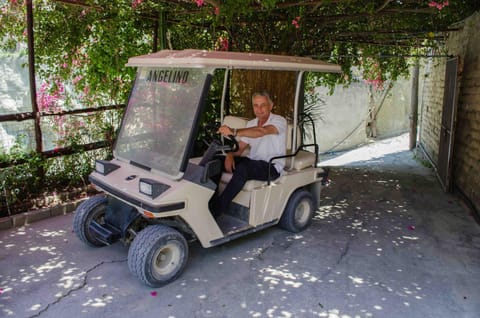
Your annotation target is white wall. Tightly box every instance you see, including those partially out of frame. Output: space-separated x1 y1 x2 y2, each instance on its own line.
312 73 413 154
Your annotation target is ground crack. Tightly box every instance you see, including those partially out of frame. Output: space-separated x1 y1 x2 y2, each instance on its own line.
28 258 127 318
319 233 354 281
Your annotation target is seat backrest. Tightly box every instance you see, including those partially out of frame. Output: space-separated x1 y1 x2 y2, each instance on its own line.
222 115 249 130
222 116 309 169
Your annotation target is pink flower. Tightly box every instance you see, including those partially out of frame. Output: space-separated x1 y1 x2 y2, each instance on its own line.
214 7 220 15
132 0 142 9
364 79 384 90
72 75 83 85
291 16 301 29
215 36 229 51
428 1 449 10
195 0 204 7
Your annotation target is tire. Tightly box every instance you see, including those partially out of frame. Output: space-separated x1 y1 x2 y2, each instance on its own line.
73 195 109 247
279 189 314 233
128 225 188 288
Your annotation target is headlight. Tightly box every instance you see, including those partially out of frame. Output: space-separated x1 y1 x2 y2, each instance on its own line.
139 178 170 199
95 160 120 175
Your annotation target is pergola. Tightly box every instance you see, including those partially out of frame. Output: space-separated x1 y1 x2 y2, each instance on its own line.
1 0 477 165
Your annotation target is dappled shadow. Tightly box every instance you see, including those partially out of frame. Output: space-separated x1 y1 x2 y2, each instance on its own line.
0 221 129 317
1 166 479 317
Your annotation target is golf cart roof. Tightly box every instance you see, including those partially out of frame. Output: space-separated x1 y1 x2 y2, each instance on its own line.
126 49 342 73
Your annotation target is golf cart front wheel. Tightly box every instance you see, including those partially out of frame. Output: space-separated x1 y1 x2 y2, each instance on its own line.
279 189 314 233
128 225 188 288
73 195 109 247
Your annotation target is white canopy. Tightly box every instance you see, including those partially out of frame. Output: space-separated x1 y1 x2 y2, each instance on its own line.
126 49 341 73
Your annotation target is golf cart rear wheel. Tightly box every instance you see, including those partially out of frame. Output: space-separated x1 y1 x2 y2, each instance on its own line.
128 225 188 288
73 195 109 247
279 189 314 233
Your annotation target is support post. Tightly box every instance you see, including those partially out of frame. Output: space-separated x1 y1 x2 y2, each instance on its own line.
409 60 420 150
153 10 167 52
26 0 42 154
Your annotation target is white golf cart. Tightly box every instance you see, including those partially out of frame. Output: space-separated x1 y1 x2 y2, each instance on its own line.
73 49 341 287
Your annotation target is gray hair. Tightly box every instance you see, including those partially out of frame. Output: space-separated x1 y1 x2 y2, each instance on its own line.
252 90 273 105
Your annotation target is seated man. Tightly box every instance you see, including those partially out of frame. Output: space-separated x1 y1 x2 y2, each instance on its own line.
211 90 287 217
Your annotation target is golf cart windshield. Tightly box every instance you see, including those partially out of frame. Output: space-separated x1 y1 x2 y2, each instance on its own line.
114 67 212 179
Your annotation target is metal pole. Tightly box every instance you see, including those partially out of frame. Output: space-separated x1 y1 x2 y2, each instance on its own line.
409 60 420 150
26 0 42 154
153 10 167 52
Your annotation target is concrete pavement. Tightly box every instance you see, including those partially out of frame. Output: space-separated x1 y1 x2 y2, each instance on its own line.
1 134 479 318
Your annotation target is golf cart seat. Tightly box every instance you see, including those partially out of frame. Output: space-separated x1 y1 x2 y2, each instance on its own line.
221 115 317 171
217 116 317 206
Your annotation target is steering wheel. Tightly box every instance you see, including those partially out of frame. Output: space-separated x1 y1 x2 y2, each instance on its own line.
199 124 239 167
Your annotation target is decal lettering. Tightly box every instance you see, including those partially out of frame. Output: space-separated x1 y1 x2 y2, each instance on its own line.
146 69 189 84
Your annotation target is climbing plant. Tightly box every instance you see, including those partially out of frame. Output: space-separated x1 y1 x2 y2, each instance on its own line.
1 0 479 101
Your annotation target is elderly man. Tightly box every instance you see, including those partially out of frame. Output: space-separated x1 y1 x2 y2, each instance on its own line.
211 90 287 217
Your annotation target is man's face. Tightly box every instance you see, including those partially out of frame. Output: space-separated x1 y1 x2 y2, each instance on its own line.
252 95 273 123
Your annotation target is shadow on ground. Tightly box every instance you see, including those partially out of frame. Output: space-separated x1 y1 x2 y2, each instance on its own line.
1 135 479 318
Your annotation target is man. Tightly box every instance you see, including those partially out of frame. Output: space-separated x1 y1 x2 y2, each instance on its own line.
211 90 287 216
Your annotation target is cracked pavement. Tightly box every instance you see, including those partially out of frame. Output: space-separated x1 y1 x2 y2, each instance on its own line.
1 134 479 318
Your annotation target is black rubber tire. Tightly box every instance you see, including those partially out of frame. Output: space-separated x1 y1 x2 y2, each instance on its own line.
279 189 314 233
127 225 188 288
73 195 109 247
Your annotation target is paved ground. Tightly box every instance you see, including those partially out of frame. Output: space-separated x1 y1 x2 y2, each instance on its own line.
1 134 479 318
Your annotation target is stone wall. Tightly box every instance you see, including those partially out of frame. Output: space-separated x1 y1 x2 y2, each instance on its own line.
449 12 480 212
419 12 480 213
419 58 446 163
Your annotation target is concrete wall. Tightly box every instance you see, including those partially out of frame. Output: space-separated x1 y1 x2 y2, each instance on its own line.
315 77 411 153
315 82 369 153
375 77 412 138
419 12 480 212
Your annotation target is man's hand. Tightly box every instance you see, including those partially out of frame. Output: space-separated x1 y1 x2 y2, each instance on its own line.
217 125 234 137
224 153 235 173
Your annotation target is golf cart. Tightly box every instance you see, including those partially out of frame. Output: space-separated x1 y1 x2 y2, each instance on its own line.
73 49 341 287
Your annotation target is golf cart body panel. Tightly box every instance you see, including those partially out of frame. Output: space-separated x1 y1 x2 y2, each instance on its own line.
77 49 341 286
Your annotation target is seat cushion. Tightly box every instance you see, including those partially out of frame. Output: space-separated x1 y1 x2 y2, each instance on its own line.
220 172 266 191
286 150 316 170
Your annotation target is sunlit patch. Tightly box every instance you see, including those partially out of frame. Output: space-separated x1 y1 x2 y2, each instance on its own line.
58 273 83 289
29 304 42 311
284 280 302 288
39 230 66 238
34 259 66 274
28 245 57 255
348 275 364 285
82 295 113 307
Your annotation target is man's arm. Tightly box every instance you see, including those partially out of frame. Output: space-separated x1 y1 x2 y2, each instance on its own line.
224 140 248 173
218 124 278 138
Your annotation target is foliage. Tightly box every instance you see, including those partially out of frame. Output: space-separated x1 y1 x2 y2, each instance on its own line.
0 0 479 214
1 0 479 99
